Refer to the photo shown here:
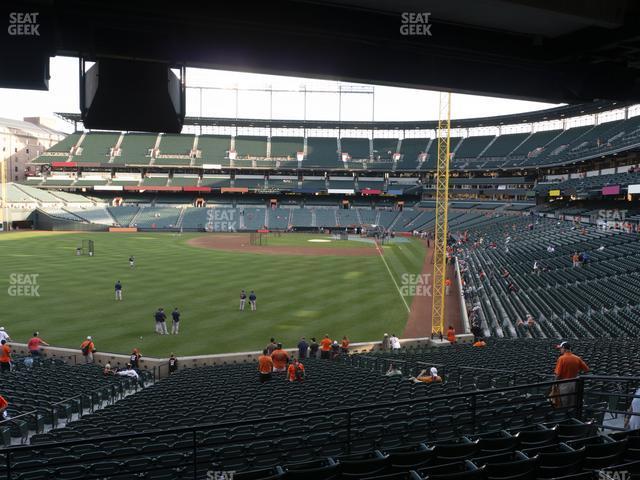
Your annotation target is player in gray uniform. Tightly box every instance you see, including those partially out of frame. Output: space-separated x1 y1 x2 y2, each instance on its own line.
239 290 247 311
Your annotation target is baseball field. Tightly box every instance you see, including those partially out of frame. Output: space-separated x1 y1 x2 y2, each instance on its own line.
0 231 427 357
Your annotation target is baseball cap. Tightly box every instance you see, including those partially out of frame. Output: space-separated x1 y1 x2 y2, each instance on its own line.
557 341 571 350
87 335 92 340
430 367 438 376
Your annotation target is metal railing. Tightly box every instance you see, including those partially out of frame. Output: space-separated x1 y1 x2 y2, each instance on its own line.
579 374 640 431
0 368 152 442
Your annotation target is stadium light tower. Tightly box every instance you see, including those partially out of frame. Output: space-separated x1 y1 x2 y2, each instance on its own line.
431 92 452 336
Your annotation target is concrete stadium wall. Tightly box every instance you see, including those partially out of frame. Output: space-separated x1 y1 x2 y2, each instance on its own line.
34 209 108 231
10 334 470 379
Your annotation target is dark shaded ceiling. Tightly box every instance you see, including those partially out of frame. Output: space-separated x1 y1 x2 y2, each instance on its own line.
3 0 640 103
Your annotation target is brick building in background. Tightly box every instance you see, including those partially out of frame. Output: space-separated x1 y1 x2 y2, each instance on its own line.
0 117 65 182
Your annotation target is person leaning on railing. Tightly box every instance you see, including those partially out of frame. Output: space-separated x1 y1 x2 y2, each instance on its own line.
554 341 590 408
0 340 11 372
410 367 442 384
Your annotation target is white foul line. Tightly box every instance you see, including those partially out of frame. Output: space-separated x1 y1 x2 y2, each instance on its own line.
374 241 411 313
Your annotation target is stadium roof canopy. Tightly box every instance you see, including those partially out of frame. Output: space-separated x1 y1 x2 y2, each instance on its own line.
56 100 632 131
8 0 640 103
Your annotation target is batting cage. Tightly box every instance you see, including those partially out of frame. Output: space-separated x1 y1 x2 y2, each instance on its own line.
76 239 95 256
249 233 269 246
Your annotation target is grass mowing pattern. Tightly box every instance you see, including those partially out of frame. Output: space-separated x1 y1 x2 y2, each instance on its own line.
0 232 425 357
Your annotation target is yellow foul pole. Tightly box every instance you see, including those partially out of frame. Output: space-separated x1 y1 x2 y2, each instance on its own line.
431 92 452 336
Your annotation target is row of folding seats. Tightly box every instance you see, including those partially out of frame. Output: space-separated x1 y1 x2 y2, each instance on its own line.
456 214 640 338
366 339 640 382
1 357 136 446
218 422 639 480
7 420 612 479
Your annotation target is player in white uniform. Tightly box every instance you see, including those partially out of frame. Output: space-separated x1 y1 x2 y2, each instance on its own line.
239 290 247 311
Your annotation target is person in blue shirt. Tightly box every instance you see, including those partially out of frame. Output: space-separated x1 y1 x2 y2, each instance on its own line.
297 337 309 359
171 307 181 335
249 291 257 311
115 280 123 301
154 308 168 335
239 290 247 311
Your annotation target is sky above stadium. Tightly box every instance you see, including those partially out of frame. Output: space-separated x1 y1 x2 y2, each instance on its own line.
0 56 560 132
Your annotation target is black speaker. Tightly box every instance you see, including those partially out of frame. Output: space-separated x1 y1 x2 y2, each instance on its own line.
80 58 185 133
0 4 52 90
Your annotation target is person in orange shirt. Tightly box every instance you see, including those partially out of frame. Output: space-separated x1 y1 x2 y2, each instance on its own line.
80 336 95 364
445 278 452 296
473 339 487 347
572 252 580 268
554 341 589 407
320 334 332 360
258 349 274 383
27 332 49 358
270 344 290 372
0 340 11 372
340 336 350 354
287 358 305 382
447 326 456 344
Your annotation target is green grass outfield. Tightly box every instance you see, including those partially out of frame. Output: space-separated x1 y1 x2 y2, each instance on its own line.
0 232 425 357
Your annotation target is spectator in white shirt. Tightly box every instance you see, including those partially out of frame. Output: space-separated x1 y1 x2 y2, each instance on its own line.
390 334 401 350
117 364 139 380
0 328 10 343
